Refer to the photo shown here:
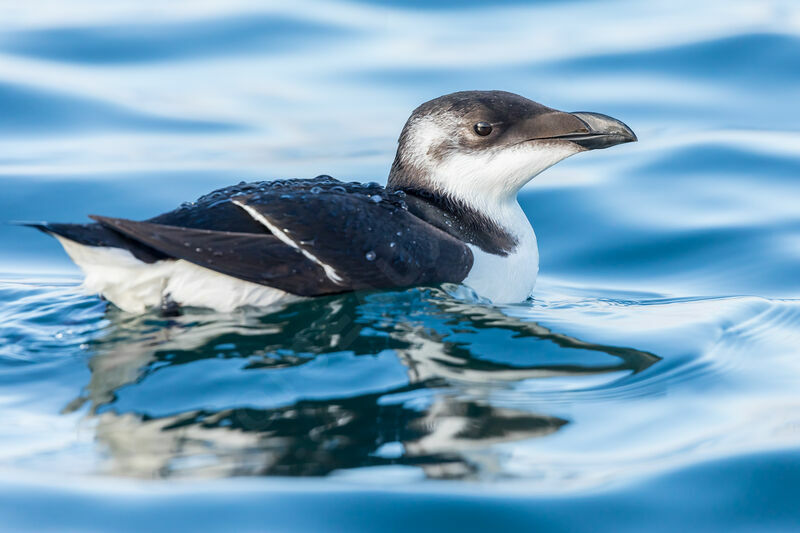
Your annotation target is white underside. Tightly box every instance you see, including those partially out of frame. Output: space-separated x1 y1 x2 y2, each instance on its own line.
55 236 298 314
463 243 538 304
460 202 540 304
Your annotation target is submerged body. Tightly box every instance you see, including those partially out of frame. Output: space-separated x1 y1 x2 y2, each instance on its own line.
29 91 636 313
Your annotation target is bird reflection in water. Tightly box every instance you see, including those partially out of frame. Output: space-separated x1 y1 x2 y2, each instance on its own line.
66 287 660 480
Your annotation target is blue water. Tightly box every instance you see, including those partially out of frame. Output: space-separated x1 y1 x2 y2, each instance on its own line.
2 1 800 530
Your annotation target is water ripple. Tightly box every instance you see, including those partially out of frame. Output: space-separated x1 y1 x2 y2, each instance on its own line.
1 0 800 527
544 33 800 86
0 14 351 64
2 280 799 489
0 81 244 135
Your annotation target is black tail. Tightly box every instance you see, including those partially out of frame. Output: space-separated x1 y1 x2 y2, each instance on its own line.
19 221 167 263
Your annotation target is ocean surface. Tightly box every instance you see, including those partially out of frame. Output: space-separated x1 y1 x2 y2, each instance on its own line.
2 0 800 531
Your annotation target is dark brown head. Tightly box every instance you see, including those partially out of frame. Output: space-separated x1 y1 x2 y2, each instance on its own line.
388 90 636 206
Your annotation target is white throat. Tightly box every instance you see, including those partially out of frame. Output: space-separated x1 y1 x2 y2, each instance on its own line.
425 147 561 304
430 143 579 213
461 202 540 304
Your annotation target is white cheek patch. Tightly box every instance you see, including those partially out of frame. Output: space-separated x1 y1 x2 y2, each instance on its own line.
402 114 581 208
401 114 458 177
430 142 581 212
398 117 581 244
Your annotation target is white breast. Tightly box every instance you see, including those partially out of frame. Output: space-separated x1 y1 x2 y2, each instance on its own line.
460 201 539 304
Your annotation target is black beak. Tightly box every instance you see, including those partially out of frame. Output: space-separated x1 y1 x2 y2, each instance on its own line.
514 108 637 150
560 112 637 150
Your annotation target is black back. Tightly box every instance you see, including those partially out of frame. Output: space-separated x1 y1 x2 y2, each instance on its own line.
75 176 475 297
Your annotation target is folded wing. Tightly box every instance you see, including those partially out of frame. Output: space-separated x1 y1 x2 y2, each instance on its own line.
89 217 341 296
90 181 473 296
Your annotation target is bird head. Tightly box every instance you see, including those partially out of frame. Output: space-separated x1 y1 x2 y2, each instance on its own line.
388 90 636 209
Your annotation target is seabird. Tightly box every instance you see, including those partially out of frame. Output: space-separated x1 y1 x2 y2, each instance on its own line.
27 90 636 313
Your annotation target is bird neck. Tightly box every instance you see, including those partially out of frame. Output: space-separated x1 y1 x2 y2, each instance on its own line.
395 184 530 257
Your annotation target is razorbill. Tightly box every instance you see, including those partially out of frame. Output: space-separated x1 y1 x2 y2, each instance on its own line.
27 91 636 313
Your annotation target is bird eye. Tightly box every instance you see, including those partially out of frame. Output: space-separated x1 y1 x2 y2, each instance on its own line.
473 122 492 136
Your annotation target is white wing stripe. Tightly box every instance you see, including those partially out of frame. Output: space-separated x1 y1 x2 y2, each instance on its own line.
232 199 345 285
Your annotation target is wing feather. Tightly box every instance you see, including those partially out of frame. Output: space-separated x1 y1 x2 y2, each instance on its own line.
86 178 474 297
232 188 473 290
90 216 342 296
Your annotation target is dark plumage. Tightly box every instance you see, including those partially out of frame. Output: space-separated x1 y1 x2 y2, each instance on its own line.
32 176 475 296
